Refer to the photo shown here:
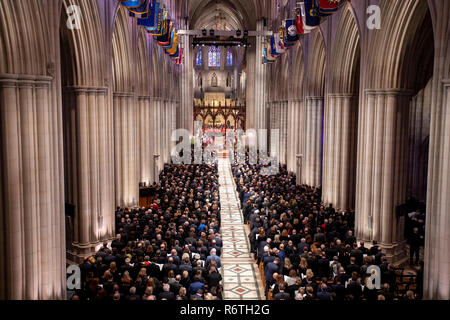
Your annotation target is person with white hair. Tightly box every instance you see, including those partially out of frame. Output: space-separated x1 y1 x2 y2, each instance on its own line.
206 248 221 268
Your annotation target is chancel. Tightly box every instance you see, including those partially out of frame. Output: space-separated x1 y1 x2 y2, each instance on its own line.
0 0 449 302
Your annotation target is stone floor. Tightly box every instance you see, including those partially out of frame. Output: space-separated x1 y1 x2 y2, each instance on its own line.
218 156 265 300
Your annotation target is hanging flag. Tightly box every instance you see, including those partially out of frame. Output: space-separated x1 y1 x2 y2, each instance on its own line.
263 45 275 64
162 26 176 49
145 7 163 32
157 21 172 45
121 0 154 18
318 0 340 16
295 7 305 34
280 25 294 49
149 9 167 36
270 36 280 57
137 1 159 28
169 45 180 58
120 0 143 9
274 32 285 54
285 19 299 43
165 33 179 55
174 47 184 64
304 0 321 29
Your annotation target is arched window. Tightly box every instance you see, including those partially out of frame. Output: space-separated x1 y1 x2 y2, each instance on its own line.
226 50 233 66
208 46 220 67
211 73 218 87
196 49 202 66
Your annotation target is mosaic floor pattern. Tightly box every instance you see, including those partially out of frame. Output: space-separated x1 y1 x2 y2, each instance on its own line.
218 156 264 300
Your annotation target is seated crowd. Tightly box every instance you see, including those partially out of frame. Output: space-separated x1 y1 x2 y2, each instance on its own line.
72 163 224 301
232 156 417 301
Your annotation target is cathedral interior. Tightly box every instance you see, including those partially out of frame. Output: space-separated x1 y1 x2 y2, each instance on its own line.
0 0 449 302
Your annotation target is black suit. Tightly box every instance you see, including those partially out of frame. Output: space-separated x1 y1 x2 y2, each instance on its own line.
159 291 176 300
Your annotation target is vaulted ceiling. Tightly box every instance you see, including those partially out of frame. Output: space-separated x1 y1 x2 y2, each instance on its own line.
189 0 262 30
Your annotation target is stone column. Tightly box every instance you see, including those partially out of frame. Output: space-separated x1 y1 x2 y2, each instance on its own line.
355 89 411 260
302 96 323 187
0 74 65 299
287 99 301 173
255 20 267 134
155 98 163 173
179 35 193 134
114 92 139 207
138 95 153 185
423 1 450 299
424 79 450 300
282 101 289 165
322 94 358 210
63 86 115 261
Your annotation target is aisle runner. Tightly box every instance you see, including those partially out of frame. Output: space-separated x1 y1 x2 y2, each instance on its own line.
218 157 262 300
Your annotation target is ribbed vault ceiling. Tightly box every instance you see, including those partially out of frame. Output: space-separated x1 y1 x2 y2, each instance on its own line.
189 0 258 30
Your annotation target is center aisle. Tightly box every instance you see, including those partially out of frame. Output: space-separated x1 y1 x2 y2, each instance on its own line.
218 156 264 300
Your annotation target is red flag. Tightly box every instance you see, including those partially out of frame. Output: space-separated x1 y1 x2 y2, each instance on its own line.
319 0 339 11
295 7 304 35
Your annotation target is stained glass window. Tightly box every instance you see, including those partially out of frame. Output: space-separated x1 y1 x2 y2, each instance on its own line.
196 49 202 66
226 50 233 66
208 46 220 67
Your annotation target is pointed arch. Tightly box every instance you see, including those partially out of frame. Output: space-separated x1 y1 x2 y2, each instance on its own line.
112 5 134 93
137 29 150 96
367 0 433 90
60 0 106 87
306 29 325 96
329 4 361 94
0 0 48 75
293 43 305 100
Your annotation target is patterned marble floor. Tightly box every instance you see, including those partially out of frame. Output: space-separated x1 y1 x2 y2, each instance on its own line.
218 155 265 300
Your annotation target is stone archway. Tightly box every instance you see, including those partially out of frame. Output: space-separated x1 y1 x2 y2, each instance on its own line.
355 0 434 262
303 29 325 187
0 0 65 299
322 4 361 211
60 0 115 263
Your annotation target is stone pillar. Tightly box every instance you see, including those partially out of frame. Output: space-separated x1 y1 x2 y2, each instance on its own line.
255 20 267 134
246 20 267 135
322 94 358 210
179 35 193 134
63 86 115 261
423 1 450 299
287 99 301 173
138 96 153 185
281 101 288 165
0 74 65 299
355 89 411 260
303 96 323 187
424 79 450 300
114 92 139 207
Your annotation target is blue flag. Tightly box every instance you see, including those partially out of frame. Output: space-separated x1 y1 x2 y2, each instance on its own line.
285 19 299 43
120 0 141 8
270 36 280 57
121 0 153 19
304 0 321 28
138 1 159 28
